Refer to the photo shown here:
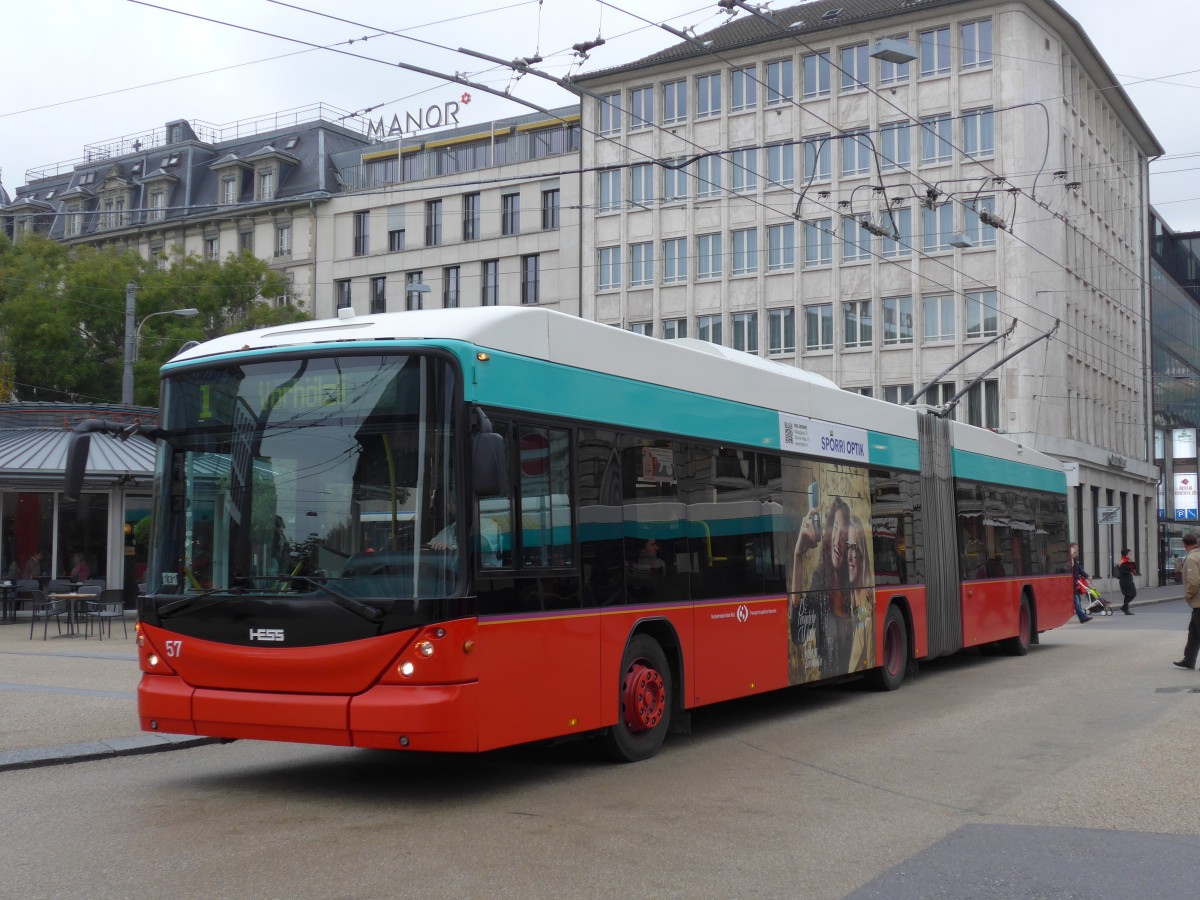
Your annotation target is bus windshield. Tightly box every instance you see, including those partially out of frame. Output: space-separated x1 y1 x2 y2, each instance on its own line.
151 352 459 600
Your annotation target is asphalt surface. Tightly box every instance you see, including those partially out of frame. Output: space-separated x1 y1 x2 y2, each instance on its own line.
0 583 1186 773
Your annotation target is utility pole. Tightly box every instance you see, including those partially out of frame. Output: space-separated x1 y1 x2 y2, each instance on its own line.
121 282 136 405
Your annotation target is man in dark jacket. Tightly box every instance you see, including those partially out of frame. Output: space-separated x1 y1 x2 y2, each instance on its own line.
1117 549 1137 615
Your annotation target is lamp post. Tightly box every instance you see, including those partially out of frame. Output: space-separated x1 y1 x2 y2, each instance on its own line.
121 300 200 404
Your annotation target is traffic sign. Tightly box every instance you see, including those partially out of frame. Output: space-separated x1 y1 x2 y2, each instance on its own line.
1097 506 1121 526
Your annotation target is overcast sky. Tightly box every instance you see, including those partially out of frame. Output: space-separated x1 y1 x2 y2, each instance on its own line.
3 1 1199 230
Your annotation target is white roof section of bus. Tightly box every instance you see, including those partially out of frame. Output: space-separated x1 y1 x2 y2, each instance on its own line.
948 416 1062 474
170 308 907 442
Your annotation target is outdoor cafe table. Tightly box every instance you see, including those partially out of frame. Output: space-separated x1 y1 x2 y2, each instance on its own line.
48 592 92 638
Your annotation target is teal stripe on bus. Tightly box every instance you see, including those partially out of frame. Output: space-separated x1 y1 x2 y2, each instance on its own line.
163 339 920 469
952 448 1067 493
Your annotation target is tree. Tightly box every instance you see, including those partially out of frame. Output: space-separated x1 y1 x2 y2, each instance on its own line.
0 238 308 405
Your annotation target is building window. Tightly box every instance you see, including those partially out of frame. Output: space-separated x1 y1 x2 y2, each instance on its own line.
630 164 654 206
336 279 351 310
732 228 758 275
962 108 995 159
804 137 831 182
697 233 722 279
731 312 758 353
598 246 622 291
629 86 654 130
406 272 425 311
803 51 831 98
884 384 915 405
731 148 758 193
839 43 869 92
541 189 560 230
879 122 911 170
805 303 833 351
768 308 796 355
841 132 872 178
880 207 913 258
371 276 387 315
965 289 999 338
922 203 954 253
804 219 833 267
921 115 953 165
629 322 653 337
842 218 872 263
766 58 794 105
353 210 369 256
599 92 622 135
879 35 910 85
149 190 166 221
961 19 993 71
696 72 722 118
257 169 274 201
731 65 757 111
521 255 540 304
882 296 914 346
767 222 795 271
696 155 722 198
967 379 1000 429
598 170 622 212
630 242 654 287
275 223 292 257
663 318 687 340
766 143 795 188
663 80 687 124
662 159 688 202
221 177 238 205
843 299 873 349
663 237 687 284
150 243 166 269
443 266 460 308
482 259 499 306
424 199 442 246
238 230 254 253
501 193 520 234
388 228 405 252
966 196 998 247
463 193 480 241
698 314 722 345
204 235 219 260
923 294 955 342
919 27 951 76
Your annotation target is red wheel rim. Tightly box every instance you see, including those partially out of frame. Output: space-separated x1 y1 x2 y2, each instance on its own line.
621 660 665 733
883 620 903 677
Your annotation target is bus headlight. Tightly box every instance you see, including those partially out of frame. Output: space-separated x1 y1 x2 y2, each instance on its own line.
417 640 435 657
147 654 160 668
399 661 415 677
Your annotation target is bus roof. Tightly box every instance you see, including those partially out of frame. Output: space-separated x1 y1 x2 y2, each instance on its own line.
165 307 1066 481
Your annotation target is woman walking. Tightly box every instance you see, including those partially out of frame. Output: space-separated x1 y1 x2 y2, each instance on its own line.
1118 548 1138 615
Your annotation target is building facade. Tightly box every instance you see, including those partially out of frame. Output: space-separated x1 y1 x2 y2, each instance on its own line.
574 0 1162 585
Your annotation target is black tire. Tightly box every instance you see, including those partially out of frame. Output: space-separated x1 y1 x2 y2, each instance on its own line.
601 634 672 762
1001 595 1032 656
867 604 908 692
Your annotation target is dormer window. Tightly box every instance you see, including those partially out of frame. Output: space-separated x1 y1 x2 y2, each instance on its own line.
284 136 299 149
149 190 167 221
131 163 143 175
221 176 239 205
257 169 274 201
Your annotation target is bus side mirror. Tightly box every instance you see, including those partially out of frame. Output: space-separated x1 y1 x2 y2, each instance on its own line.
64 433 93 501
472 432 508 497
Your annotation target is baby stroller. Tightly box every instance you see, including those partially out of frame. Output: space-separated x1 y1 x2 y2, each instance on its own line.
1076 577 1113 616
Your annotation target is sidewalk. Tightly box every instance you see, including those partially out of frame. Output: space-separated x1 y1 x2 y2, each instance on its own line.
0 584 1186 772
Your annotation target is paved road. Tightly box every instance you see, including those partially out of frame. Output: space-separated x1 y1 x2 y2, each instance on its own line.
1 590 1198 898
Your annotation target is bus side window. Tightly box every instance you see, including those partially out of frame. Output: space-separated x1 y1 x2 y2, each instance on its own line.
518 425 573 568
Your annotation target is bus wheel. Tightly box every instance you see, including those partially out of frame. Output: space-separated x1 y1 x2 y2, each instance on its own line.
602 634 672 762
1002 596 1032 657
868 605 908 692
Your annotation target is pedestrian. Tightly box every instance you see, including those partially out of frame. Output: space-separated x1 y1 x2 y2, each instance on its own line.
1069 543 1093 623
1174 532 1200 670
1117 548 1137 615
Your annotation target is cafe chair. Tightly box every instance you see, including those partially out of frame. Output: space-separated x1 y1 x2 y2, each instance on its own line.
14 579 39 615
46 579 72 594
84 589 128 640
77 582 103 597
29 591 67 640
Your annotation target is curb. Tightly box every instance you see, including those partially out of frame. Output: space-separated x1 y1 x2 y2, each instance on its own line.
0 734 225 773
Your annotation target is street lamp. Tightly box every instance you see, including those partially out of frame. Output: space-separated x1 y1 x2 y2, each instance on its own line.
121 297 200 404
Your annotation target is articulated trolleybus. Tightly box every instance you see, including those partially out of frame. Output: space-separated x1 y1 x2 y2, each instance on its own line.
67 307 1073 761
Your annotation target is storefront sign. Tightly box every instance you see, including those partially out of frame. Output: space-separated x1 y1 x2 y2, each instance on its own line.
1174 472 1198 520
365 96 470 141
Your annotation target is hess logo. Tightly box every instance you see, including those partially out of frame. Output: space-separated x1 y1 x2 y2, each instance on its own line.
249 628 285 642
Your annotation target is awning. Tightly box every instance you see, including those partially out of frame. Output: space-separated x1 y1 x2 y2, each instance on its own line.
0 429 154 481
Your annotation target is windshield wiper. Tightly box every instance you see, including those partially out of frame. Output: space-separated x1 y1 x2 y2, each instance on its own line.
158 585 244 619
284 575 385 623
